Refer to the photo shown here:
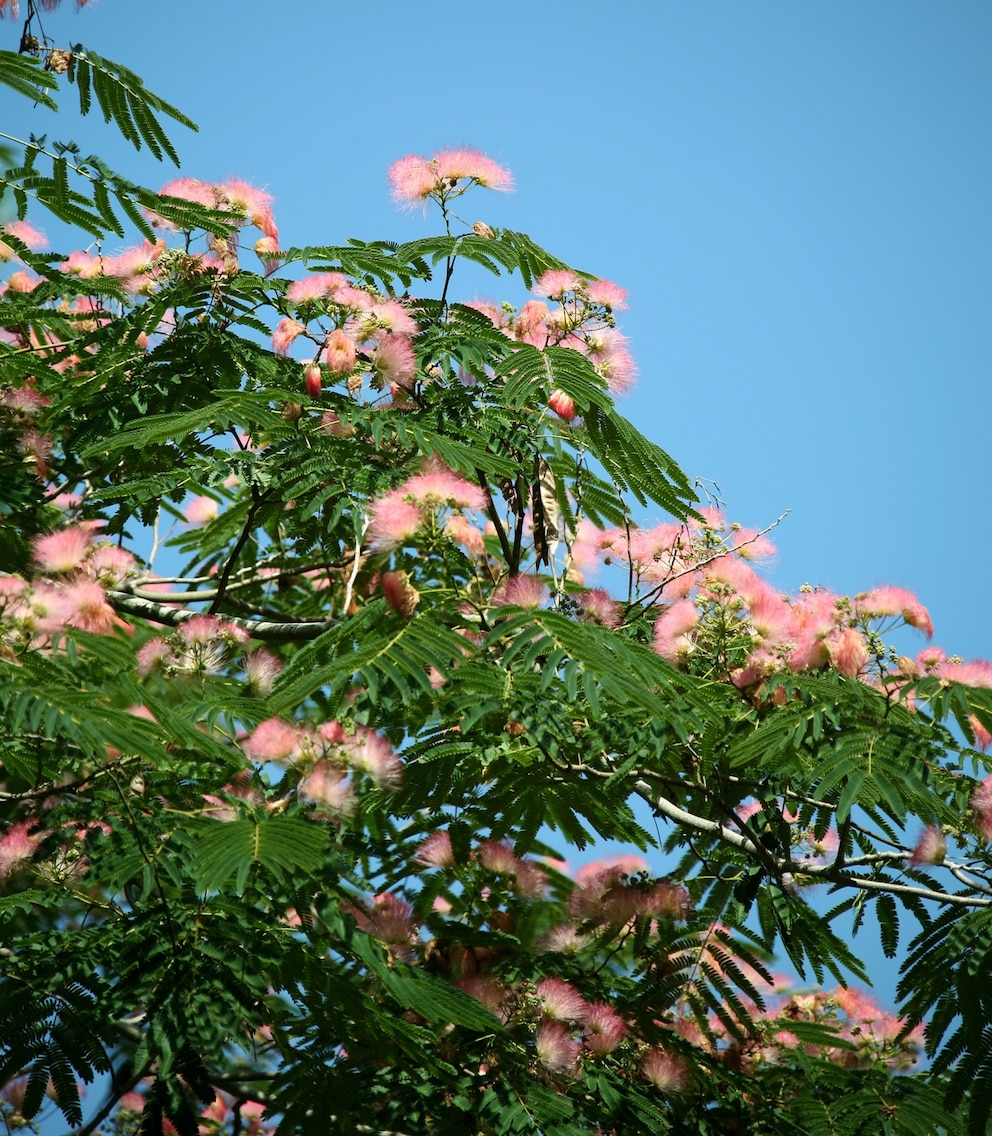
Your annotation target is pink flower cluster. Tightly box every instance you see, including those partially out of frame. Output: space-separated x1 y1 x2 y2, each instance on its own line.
388 149 514 210
368 458 486 549
571 508 939 687
135 614 249 680
470 268 636 400
243 717 402 816
152 176 280 262
0 526 137 644
273 271 420 398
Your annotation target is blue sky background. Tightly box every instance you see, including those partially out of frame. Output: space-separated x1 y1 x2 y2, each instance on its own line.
3 0 991 1051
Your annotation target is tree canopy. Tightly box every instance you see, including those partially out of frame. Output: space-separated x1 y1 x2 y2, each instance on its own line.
3 5 992 1134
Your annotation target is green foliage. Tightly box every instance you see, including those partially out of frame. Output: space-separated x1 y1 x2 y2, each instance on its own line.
2 22 992 1136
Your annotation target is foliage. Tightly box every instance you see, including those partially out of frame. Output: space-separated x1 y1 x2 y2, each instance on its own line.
2 4 992 1134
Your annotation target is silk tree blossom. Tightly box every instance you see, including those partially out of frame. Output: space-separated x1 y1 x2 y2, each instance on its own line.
371 334 417 389
322 328 357 375
367 490 423 548
401 463 486 511
491 574 548 609
857 586 934 638
909 825 946 865
414 830 455 869
33 526 91 573
534 1019 581 1076
272 318 306 355
653 598 700 664
0 820 43 883
389 148 513 210
640 1048 687 1093
243 648 282 697
338 727 402 789
358 892 417 948
583 1003 627 1056
244 717 307 763
184 495 219 526
0 220 46 260
445 513 486 557
970 777 992 840
300 760 356 816
535 978 588 1022
285 273 349 304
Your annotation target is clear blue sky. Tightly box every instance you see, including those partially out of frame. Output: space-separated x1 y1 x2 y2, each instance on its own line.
3 0 991 1026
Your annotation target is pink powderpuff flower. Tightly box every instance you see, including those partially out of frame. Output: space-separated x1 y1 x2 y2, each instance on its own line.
0 220 46 260
513 858 549 897
455 976 511 1021
157 176 218 212
86 543 137 587
102 239 166 280
858 586 934 638
364 891 417 947
584 328 637 395
746 583 795 647
536 978 587 1022
653 598 700 664
322 328 357 375
243 648 282 697
286 273 348 304
435 149 514 191
244 717 306 763
369 298 419 339
372 335 417 389
178 614 246 645
4 269 40 293
640 1048 686 1093
833 986 883 1025
583 1002 627 1056
475 839 520 876
300 761 355 816
584 278 628 310
222 178 279 242
367 490 423 548
414 831 455 868
62 579 117 634
514 299 551 346
970 777 992 841
272 318 306 355
33 526 92 573
535 1019 581 1076
574 854 649 886
401 463 486 511
909 825 946 865
341 728 402 789
184 495 219 526
0 820 43 883
60 249 103 277
491 575 548 609
580 589 622 629
533 269 581 300
136 637 174 676
640 881 692 921
829 627 869 679
445 513 486 557
388 149 513 208
731 528 777 561
388 154 443 207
